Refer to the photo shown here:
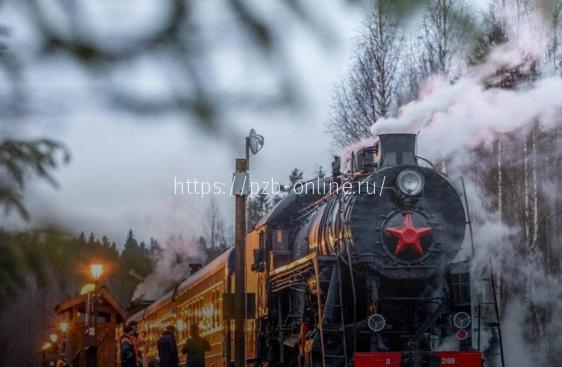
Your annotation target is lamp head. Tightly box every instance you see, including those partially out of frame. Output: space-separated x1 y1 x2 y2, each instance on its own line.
90 264 103 280
247 129 264 155
59 322 69 333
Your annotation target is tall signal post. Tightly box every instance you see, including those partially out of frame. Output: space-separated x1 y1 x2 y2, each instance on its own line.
233 129 263 367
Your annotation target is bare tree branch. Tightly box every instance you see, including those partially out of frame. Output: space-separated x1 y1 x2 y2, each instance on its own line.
328 0 402 149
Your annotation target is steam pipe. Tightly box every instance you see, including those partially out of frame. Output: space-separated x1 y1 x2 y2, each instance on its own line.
460 177 475 257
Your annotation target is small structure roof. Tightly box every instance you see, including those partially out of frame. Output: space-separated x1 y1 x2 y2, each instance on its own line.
54 285 128 323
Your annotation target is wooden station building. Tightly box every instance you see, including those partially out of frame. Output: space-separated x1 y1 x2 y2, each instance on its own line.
53 285 127 367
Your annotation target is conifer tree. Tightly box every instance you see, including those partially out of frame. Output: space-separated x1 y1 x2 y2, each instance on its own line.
247 189 272 231
315 165 326 179
117 229 153 305
289 168 304 186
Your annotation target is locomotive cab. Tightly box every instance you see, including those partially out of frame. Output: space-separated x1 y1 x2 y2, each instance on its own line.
348 133 419 174
378 133 418 167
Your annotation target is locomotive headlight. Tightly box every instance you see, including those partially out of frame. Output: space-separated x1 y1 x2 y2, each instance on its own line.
397 169 424 196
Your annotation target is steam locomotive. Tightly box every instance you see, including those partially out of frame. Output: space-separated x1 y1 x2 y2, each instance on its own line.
127 133 499 367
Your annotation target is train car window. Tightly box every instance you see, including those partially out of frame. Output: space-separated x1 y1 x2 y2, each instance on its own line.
192 303 195 325
356 146 378 172
214 290 220 328
271 229 288 251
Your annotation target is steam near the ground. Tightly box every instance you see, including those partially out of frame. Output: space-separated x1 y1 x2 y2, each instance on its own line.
132 236 205 301
345 6 562 367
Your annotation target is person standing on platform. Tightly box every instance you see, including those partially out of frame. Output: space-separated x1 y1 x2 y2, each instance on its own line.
157 325 179 367
181 324 210 367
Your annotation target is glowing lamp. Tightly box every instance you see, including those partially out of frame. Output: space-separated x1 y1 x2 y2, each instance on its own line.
90 264 103 280
42 342 52 350
49 334 58 343
59 322 69 333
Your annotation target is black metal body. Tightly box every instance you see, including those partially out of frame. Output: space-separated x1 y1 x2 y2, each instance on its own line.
251 134 476 367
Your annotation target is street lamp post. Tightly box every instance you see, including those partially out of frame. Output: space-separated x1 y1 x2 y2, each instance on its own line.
59 322 69 364
42 342 52 367
48 334 59 367
88 264 103 367
233 129 263 367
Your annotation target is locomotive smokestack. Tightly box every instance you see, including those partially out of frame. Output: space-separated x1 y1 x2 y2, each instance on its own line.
332 155 341 177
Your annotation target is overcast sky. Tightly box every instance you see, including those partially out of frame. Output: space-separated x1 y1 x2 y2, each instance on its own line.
0 0 495 245
0 0 362 245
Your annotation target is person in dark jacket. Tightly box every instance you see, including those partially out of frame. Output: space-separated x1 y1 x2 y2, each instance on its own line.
157 325 180 367
128 321 143 367
181 324 210 367
120 326 138 367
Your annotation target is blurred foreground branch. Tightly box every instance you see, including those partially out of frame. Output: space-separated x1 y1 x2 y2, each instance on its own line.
0 139 69 219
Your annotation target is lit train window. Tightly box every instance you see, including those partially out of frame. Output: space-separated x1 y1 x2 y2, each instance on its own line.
214 290 219 328
190 304 194 325
215 290 221 328
177 319 185 338
180 308 186 340
212 291 216 328
200 299 203 328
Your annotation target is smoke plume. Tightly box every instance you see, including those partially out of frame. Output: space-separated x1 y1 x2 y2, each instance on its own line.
132 235 205 301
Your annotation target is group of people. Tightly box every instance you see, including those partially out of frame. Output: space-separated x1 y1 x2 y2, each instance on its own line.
120 323 210 367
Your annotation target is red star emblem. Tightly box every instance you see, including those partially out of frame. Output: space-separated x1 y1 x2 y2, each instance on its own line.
385 213 432 257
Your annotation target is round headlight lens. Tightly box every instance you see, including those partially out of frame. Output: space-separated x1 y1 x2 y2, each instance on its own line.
397 170 424 196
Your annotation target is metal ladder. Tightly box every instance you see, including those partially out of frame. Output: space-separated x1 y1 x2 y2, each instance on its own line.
319 258 348 366
477 266 506 367
460 177 506 367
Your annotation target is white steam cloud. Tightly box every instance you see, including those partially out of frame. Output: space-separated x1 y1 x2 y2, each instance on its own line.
132 235 205 301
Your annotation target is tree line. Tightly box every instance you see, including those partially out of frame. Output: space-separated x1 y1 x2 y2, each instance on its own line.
0 228 151 365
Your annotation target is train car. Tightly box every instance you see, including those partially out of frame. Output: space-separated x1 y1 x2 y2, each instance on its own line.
126 248 236 367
